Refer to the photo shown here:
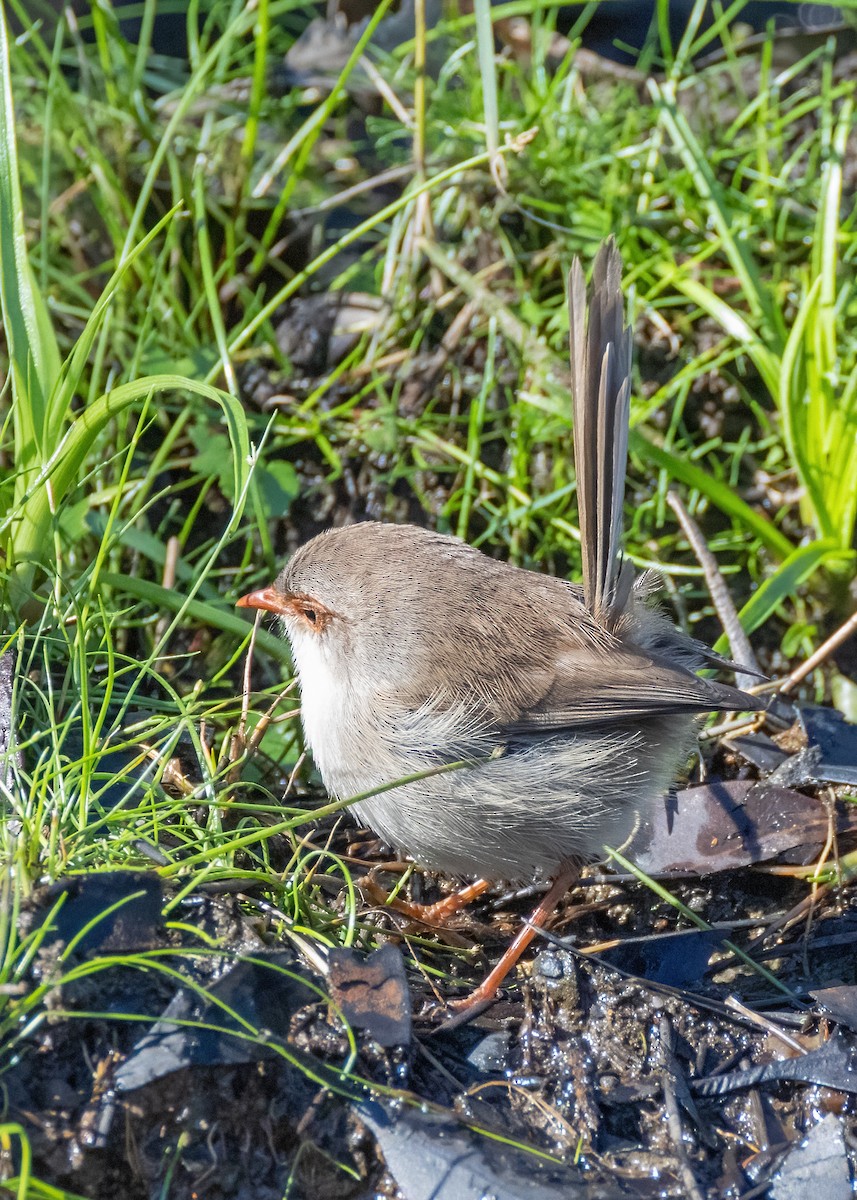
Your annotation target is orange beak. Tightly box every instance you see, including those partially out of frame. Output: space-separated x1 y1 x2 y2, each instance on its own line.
236 586 292 616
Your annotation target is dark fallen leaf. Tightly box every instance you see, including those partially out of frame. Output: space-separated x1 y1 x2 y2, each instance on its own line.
763 744 823 789
597 928 729 987
694 1031 857 1097
465 1031 512 1074
328 944 411 1047
114 952 323 1092
769 1113 851 1200
765 694 802 726
21 871 164 956
275 14 360 91
800 706 857 786
277 1 446 92
656 1013 708 1140
730 731 790 773
626 779 856 875
811 986 857 1035
358 1099 593 1200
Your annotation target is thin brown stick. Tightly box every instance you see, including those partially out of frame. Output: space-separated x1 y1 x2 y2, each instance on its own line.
288 164 416 219
153 536 181 652
778 607 857 695
238 614 261 740
724 996 806 1055
666 491 760 687
659 1016 707 1200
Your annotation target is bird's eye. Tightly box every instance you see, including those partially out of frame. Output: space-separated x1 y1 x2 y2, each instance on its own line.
295 597 328 631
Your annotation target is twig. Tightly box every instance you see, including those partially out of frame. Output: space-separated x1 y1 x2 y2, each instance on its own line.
283 749 307 796
724 996 806 1055
666 491 760 688
231 626 299 775
238 614 261 740
361 55 413 128
778 607 857 695
153 535 181 652
288 164 416 219
659 1016 706 1200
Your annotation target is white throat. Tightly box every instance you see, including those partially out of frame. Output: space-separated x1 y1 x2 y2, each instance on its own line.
288 629 365 796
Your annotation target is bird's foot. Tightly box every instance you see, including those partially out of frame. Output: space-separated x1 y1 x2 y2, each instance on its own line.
434 863 581 1028
361 872 491 926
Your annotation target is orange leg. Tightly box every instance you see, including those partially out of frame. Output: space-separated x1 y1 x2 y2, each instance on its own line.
362 873 492 925
442 863 580 1025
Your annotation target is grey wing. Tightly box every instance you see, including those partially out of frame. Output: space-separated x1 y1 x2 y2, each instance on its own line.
503 648 764 732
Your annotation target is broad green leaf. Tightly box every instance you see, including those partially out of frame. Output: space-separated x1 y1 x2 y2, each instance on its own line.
255 460 300 515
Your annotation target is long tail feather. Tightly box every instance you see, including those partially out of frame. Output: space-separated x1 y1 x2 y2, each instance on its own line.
570 238 633 627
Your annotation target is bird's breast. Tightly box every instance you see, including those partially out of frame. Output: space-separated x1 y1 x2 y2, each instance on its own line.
292 638 396 798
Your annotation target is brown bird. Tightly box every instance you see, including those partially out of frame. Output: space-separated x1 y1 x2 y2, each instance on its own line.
238 239 762 1014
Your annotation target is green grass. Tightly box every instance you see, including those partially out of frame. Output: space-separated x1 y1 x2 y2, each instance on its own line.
1 0 856 1178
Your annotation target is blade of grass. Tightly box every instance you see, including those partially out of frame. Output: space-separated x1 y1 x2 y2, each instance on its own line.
4 373 249 601
653 266 781 400
713 538 849 653
650 75 783 344
0 4 62 450
473 0 505 189
97 573 293 666
631 430 793 558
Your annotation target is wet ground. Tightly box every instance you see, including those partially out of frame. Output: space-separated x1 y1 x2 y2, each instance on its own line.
4 694 857 1198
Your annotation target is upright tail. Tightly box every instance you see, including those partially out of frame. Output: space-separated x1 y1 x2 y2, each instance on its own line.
569 238 634 629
